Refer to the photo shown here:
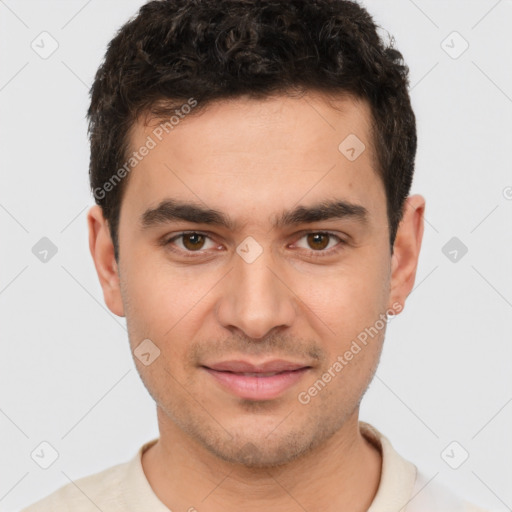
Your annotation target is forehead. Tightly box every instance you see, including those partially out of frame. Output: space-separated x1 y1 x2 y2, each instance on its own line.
120 92 384 228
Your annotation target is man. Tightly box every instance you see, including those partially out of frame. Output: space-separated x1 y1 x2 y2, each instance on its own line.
22 0 490 510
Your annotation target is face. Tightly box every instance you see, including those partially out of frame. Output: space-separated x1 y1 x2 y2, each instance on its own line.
88 91 424 468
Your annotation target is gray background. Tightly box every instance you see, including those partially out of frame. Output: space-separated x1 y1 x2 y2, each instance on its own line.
1 0 511 510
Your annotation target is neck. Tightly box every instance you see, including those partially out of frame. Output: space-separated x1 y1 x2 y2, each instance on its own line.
142 408 382 512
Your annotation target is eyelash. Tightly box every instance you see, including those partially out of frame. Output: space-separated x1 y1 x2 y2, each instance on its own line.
163 231 346 259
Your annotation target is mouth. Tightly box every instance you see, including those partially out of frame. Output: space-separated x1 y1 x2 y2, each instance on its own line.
201 364 311 401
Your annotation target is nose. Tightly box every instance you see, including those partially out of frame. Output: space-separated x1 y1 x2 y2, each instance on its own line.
215 246 297 340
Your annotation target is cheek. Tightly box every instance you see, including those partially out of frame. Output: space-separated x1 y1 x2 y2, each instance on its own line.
120 255 220 368
122 249 201 324
291 256 390 338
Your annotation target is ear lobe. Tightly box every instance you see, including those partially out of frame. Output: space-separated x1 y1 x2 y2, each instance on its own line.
87 205 125 317
388 194 425 311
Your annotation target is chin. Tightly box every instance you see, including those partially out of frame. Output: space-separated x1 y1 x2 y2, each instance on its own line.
213 440 311 468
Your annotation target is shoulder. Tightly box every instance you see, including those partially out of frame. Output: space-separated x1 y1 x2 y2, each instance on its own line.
19 458 132 512
359 422 493 512
408 469 493 512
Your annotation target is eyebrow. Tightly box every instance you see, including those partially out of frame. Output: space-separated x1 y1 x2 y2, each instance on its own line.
140 198 368 231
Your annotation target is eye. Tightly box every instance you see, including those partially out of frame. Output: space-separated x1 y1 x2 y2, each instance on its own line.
162 230 345 260
165 231 218 253
292 231 344 256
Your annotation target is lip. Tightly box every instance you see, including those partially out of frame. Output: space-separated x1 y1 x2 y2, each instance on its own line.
202 359 311 401
204 359 309 373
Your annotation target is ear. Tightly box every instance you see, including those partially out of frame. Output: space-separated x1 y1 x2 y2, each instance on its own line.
388 194 425 312
87 205 125 317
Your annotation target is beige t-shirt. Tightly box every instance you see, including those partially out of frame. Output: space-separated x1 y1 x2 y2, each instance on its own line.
20 422 490 512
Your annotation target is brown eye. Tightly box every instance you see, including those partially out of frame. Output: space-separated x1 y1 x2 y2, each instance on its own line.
292 231 344 258
182 233 206 251
163 231 220 258
306 233 330 250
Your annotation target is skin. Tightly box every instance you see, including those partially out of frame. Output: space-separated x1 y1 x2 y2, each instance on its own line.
88 90 425 512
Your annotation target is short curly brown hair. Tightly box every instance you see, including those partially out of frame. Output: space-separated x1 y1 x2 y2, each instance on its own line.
87 0 416 262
